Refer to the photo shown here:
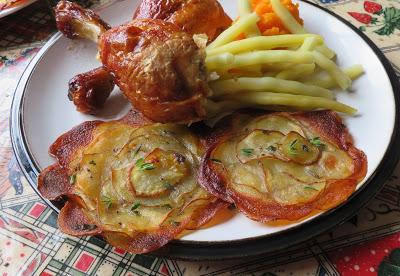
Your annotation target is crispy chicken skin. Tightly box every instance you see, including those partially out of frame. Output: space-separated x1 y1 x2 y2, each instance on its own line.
68 67 115 114
55 0 110 41
133 0 232 42
54 0 230 122
98 19 209 123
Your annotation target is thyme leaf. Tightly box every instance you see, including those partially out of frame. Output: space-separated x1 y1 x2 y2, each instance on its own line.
289 139 298 155
310 137 325 148
133 210 141 216
101 196 113 209
131 202 141 211
210 158 222 163
132 144 142 159
69 174 76 185
241 148 254 156
266 145 277 152
163 182 174 190
304 186 319 191
136 158 156 171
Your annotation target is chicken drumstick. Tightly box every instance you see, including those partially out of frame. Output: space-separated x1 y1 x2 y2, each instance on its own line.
56 0 230 122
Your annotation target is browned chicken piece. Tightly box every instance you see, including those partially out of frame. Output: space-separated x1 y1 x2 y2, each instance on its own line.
55 1 211 123
133 0 232 42
68 66 115 114
55 0 110 42
99 19 209 123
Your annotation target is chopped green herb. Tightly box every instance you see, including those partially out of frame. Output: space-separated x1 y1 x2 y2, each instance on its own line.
310 137 325 147
241 148 254 156
211 158 222 163
289 139 298 155
171 221 181 226
101 196 113 209
132 145 142 158
162 130 175 135
302 144 309 152
136 158 144 165
163 182 174 190
266 145 277 152
131 202 141 211
80 224 97 231
69 174 76 184
163 204 173 210
304 186 319 191
228 203 236 210
136 158 156 171
141 162 156 170
133 210 141 216
89 160 96 165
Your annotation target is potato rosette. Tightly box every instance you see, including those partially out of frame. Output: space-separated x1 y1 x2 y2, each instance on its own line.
199 110 367 222
38 110 227 253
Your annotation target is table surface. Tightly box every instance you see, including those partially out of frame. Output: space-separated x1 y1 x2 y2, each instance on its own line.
1 0 400 275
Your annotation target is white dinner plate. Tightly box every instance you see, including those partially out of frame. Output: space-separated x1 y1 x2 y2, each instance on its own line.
11 0 400 260
0 0 37 19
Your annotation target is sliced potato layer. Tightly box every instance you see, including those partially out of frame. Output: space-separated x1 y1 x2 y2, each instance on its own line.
38 110 227 253
200 110 367 222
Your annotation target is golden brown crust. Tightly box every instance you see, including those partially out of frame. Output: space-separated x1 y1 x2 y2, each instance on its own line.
37 164 72 200
103 223 187 254
58 201 101 236
199 110 368 222
133 0 232 42
185 197 229 230
101 198 228 253
99 19 209 123
68 67 115 115
198 152 231 202
49 120 102 167
48 110 151 167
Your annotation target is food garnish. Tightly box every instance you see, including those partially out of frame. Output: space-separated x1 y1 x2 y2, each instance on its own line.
242 148 255 156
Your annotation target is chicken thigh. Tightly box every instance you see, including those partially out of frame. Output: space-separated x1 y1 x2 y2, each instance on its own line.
133 0 232 42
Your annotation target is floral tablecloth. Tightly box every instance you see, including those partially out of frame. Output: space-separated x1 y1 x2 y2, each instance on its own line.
0 0 400 275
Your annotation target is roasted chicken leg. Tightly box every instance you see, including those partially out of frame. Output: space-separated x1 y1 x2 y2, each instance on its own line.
56 0 230 122
99 19 209 123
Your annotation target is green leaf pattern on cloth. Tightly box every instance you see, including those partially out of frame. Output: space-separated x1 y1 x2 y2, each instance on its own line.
374 7 400 35
349 3 400 36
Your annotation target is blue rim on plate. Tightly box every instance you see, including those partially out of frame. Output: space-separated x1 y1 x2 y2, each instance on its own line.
10 0 400 261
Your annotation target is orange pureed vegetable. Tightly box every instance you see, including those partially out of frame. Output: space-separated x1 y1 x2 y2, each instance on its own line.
251 0 303 35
